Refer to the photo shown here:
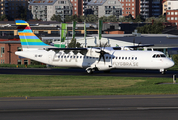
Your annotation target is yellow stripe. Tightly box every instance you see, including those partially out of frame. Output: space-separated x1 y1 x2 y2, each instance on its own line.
16 23 29 26
18 33 35 36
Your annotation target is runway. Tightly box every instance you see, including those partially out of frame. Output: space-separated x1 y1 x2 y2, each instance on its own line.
0 68 177 78
0 68 178 119
1 95 178 120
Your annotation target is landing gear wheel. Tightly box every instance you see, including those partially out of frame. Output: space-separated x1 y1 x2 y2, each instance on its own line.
86 69 93 74
161 71 165 75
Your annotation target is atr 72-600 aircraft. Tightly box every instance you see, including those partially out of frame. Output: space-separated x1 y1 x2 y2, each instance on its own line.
15 20 174 74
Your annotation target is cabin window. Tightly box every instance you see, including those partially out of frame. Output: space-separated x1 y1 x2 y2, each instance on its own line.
90 57 92 59
61 56 63 58
135 57 137 60
77 56 79 58
70 56 72 58
125 57 127 60
119 57 121 59
64 56 66 58
128 57 130 60
93 57 95 59
80 56 82 58
132 57 134 60
74 56 75 58
106 56 108 59
87 56 88 59
113 57 115 59
116 57 118 59
67 56 69 58
122 57 124 59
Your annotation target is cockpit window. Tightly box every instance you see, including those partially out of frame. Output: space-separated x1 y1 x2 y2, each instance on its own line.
152 54 166 58
160 54 166 57
156 54 160 58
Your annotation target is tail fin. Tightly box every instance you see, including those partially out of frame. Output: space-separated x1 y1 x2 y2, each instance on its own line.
16 20 50 50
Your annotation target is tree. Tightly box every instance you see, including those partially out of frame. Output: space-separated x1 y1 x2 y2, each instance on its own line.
145 15 167 23
71 14 78 22
0 15 7 21
99 16 108 22
173 55 178 65
135 14 145 22
107 15 118 22
68 38 81 48
85 14 98 23
137 22 164 34
64 15 72 22
127 14 134 22
51 14 62 22
118 14 135 22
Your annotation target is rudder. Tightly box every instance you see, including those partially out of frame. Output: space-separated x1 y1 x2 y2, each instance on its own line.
16 20 50 50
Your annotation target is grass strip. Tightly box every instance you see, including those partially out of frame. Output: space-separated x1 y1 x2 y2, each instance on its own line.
0 75 177 97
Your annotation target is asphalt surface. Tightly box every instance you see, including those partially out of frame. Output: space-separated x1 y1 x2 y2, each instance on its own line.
0 68 178 120
1 95 178 120
0 68 177 78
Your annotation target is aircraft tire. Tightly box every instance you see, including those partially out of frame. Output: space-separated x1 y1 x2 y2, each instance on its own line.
86 69 93 74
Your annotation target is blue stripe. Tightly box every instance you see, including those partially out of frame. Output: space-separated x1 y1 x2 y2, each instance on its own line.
18 29 33 33
21 42 49 46
19 36 39 40
16 20 27 23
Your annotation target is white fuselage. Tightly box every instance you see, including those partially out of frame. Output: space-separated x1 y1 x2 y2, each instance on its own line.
15 48 174 72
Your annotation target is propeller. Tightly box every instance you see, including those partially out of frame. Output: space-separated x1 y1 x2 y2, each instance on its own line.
96 42 110 64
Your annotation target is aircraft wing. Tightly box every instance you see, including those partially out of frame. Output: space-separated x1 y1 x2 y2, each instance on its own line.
47 48 88 55
125 44 154 48
47 48 88 51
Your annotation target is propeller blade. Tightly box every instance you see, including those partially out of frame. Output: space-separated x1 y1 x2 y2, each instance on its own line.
104 42 108 49
102 54 105 63
98 55 102 63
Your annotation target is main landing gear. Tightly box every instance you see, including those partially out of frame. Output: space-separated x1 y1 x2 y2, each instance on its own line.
86 68 93 74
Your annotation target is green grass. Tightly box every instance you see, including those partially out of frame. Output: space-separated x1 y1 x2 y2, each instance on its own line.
0 75 177 97
168 65 178 71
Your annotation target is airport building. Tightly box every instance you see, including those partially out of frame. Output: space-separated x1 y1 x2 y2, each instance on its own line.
0 39 31 65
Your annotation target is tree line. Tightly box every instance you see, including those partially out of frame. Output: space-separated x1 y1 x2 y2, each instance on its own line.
51 14 166 23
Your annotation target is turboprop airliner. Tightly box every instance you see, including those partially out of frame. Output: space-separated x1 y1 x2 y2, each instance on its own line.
15 20 174 74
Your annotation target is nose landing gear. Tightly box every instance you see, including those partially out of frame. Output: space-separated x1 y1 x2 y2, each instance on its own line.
160 69 166 75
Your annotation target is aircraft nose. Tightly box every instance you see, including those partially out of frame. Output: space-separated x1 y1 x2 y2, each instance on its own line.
167 60 174 68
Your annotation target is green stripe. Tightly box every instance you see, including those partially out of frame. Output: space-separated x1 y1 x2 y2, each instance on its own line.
20 39 43 42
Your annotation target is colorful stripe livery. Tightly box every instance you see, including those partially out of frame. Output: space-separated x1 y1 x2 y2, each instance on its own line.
16 20 50 50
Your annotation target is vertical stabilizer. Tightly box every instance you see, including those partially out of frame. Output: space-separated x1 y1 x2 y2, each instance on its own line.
16 20 51 50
